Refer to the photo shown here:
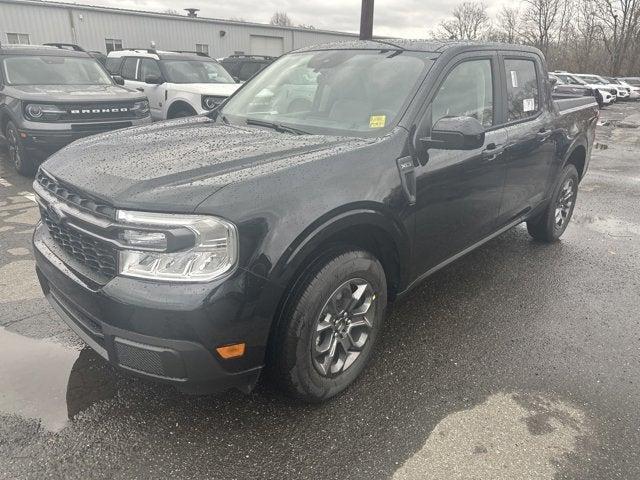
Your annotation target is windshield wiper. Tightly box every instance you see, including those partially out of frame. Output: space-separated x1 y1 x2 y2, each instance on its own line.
245 118 310 135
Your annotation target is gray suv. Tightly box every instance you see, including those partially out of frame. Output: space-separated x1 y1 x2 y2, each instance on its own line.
0 44 151 176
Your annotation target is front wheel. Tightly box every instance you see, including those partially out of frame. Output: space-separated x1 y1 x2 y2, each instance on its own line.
270 249 387 402
5 121 37 176
527 164 579 242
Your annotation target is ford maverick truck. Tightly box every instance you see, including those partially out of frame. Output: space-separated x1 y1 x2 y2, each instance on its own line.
33 40 598 402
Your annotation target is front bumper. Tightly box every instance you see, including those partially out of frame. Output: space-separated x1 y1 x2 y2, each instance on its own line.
33 222 272 394
19 118 151 161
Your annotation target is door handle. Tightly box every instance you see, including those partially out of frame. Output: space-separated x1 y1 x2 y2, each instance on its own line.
136 87 145 92
481 143 505 161
537 128 552 140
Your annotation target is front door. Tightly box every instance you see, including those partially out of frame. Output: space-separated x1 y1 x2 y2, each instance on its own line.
412 55 509 277
138 58 165 120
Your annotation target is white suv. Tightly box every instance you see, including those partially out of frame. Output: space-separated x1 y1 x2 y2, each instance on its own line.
572 73 629 101
106 49 240 120
551 72 616 106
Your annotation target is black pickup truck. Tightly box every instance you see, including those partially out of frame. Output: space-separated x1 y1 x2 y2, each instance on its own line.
33 40 598 402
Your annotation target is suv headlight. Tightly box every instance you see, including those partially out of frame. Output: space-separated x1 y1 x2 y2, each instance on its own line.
202 95 226 110
116 210 238 282
131 100 150 118
24 103 66 122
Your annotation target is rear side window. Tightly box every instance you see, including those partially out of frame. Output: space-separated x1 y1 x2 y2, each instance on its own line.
238 62 263 81
105 57 121 74
505 59 539 121
431 59 494 128
121 57 138 80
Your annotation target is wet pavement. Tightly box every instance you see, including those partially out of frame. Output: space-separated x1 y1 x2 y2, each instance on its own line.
0 102 639 479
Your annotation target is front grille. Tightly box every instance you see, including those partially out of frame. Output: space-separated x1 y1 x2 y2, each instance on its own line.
58 102 138 122
37 170 115 219
41 206 118 278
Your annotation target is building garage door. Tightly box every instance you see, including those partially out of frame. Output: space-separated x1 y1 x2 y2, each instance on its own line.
250 35 284 57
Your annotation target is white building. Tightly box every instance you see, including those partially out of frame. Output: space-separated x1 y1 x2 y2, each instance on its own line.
0 0 358 57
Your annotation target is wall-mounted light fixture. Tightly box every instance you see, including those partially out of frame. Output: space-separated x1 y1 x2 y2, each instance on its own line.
219 30 226 37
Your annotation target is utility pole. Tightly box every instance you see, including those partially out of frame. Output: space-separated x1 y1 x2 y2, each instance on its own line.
359 0 374 40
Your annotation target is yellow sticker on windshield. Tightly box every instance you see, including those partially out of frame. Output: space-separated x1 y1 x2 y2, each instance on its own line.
369 115 386 128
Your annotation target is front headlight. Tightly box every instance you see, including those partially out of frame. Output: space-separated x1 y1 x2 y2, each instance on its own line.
131 100 150 118
201 95 226 110
116 210 238 282
24 103 66 122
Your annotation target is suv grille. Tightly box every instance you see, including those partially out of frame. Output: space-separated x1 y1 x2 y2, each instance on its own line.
37 170 115 219
40 206 118 278
58 102 138 122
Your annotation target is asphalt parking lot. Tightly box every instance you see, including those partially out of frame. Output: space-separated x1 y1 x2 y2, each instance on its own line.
0 102 639 480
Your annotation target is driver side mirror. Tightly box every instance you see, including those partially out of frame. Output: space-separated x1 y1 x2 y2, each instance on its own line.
112 75 125 86
144 75 164 85
420 116 485 152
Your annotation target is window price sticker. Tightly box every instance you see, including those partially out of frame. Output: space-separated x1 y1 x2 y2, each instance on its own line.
510 70 519 88
369 115 386 128
523 98 535 112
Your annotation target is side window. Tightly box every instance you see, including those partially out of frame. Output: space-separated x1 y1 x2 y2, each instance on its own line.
431 59 493 128
505 59 539 121
121 57 138 80
139 59 161 81
105 57 122 74
238 62 261 81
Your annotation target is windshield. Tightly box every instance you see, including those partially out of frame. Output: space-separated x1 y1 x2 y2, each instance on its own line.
579 75 606 84
2 55 113 85
556 74 585 85
221 49 433 136
162 60 235 84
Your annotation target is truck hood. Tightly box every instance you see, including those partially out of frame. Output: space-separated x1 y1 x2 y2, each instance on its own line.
6 84 145 102
169 83 240 96
42 116 371 212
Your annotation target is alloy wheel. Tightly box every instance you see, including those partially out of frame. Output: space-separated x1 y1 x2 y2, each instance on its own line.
311 278 376 377
555 177 576 229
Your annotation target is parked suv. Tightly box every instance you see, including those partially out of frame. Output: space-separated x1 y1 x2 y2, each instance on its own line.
0 44 151 176
106 49 240 120
220 54 275 82
551 71 615 106
34 40 598 402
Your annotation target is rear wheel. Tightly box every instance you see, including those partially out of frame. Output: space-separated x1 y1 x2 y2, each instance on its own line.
5 121 36 176
527 164 579 242
270 249 387 402
167 105 197 119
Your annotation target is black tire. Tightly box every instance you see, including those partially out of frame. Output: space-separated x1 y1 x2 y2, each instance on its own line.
5 121 37 176
270 249 387 402
527 164 579 242
594 90 604 109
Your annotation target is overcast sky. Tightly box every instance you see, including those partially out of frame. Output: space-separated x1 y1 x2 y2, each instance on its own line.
51 0 508 38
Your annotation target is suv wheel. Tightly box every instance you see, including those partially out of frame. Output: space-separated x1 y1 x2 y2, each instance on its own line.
271 249 387 402
5 121 36 176
527 164 579 242
168 105 196 119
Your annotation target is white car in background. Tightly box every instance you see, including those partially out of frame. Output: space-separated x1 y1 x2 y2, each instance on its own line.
551 72 616 106
572 73 629 101
611 78 640 100
106 49 240 120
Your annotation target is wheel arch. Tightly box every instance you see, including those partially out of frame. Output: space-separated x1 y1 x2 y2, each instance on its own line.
166 100 197 119
562 139 588 180
259 205 411 364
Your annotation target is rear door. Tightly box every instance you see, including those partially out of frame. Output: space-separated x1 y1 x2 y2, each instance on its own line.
497 53 557 225
412 53 509 275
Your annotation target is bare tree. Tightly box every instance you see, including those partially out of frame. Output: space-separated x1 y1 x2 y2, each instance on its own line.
496 6 522 43
522 0 564 56
594 0 640 74
439 2 490 40
270 11 294 27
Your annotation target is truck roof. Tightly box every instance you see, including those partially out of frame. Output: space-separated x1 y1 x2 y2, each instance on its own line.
297 39 543 56
0 44 89 57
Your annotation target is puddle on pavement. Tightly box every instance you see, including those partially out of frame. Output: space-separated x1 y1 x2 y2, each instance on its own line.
393 392 589 480
0 327 116 432
572 214 640 238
